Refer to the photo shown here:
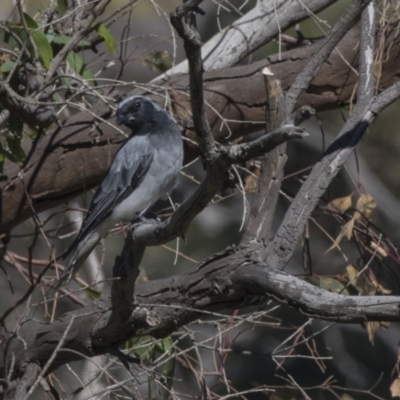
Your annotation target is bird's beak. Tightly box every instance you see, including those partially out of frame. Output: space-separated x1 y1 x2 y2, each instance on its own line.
116 114 125 125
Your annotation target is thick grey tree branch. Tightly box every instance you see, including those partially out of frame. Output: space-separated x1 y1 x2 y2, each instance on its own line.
357 1 375 107
241 68 287 243
230 265 400 323
13 363 40 400
157 0 337 77
267 8 399 269
170 0 217 163
285 0 371 114
3 244 400 389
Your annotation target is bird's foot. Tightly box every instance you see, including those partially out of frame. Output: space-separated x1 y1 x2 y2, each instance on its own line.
139 210 160 224
130 211 160 231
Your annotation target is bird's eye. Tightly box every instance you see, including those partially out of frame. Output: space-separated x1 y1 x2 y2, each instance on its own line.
135 101 141 109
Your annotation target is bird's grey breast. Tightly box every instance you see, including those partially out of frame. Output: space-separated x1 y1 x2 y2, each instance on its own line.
111 126 182 221
150 125 183 196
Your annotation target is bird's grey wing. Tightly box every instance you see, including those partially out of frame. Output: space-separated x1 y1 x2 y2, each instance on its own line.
64 137 154 258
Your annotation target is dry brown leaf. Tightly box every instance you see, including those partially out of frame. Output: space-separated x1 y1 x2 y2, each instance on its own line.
367 268 392 295
355 194 376 221
327 194 353 213
370 241 388 258
341 394 355 400
244 163 260 192
346 263 358 282
366 321 379 345
390 377 400 398
325 218 355 254
346 262 371 294
374 59 382 82
346 260 391 296
366 321 389 345
347 260 391 344
345 218 355 240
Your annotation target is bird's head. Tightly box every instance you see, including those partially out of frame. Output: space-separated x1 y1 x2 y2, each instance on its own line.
116 96 160 130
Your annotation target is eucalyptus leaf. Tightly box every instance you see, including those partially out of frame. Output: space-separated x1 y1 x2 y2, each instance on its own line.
21 13 53 68
157 337 175 399
52 35 91 47
0 60 15 73
66 52 95 86
96 24 118 56
32 30 53 68
6 136 25 163
143 51 173 73
57 0 68 17
22 13 38 29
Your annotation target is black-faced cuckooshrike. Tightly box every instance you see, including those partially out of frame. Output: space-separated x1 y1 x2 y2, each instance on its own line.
56 96 183 288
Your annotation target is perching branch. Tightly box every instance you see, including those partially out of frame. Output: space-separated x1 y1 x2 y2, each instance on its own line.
170 1 217 164
127 121 306 249
285 0 371 114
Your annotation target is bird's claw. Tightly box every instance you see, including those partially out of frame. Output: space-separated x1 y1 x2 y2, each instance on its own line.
130 211 160 231
138 210 161 224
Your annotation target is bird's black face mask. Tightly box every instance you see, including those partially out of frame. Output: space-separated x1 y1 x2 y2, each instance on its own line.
116 96 154 130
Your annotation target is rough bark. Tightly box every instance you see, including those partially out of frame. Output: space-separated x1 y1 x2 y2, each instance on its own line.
3 243 400 382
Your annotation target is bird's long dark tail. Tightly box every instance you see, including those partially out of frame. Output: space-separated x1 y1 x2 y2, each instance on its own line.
54 230 102 291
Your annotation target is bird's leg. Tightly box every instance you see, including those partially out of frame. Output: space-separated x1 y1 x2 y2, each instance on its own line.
138 210 160 224
129 209 161 232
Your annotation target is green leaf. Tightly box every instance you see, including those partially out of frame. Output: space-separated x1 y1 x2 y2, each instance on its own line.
32 30 53 68
6 136 25 164
0 60 15 73
304 276 350 295
1 20 28 48
8 115 23 137
303 276 320 287
51 35 91 47
143 51 173 73
46 33 55 43
51 35 69 44
96 24 118 56
57 0 68 17
122 335 153 360
66 52 95 86
320 277 350 295
83 287 102 299
155 336 173 355
122 336 175 399
156 337 175 399
22 13 38 29
21 13 53 68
